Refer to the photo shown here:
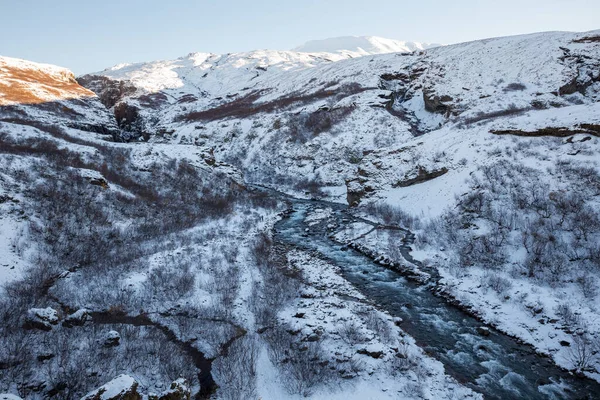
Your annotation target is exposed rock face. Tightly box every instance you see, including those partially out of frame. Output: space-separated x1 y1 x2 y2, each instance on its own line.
345 178 365 207
81 375 141 400
113 102 146 139
76 75 137 110
423 88 453 114
23 307 59 331
393 166 449 188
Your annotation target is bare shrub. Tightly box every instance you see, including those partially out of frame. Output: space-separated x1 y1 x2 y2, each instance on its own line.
569 334 599 372
483 273 513 296
213 335 258 400
287 106 354 143
280 342 333 397
388 342 418 376
338 320 367 346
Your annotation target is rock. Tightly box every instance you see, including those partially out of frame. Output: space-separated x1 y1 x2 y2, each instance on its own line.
305 333 320 342
559 340 571 347
393 317 403 326
476 327 491 337
423 88 453 114
63 308 90 328
36 352 55 362
154 379 191 400
345 178 365 206
104 330 121 347
81 375 141 400
357 345 384 359
23 307 59 331
89 178 109 189
393 166 449 188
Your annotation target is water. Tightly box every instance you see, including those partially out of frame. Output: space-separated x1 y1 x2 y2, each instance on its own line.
273 197 600 400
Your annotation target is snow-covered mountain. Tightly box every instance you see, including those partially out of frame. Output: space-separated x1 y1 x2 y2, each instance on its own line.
293 35 439 56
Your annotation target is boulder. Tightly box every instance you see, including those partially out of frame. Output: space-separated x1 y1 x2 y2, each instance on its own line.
63 308 90 328
104 330 121 347
153 379 191 400
357 345 385 359
81 375 141 400
24 307 59 331
476 326 491 337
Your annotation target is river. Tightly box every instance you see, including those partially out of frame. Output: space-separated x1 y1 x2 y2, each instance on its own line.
272 194 600 400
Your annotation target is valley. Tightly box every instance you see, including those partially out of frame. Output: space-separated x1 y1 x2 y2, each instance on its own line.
0 30 599 399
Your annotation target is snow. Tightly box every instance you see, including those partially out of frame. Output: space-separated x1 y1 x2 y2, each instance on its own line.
293 36 440 56
81 374 137 400
0 215 26 286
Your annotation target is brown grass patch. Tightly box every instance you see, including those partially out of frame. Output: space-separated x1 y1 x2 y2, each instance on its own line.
176 82 373 122
0 61 95 105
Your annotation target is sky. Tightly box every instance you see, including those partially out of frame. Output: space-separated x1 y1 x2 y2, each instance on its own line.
1 0 598 75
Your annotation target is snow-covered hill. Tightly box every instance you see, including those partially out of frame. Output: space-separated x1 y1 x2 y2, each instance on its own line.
0 56 117 135
292 35 440 56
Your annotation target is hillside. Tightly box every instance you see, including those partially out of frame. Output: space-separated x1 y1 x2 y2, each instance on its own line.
0 56 118 135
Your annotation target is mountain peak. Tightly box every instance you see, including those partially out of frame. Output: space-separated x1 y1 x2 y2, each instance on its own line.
292 35 440 55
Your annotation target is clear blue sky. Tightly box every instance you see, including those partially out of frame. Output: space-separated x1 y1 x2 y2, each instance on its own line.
1 0 598 75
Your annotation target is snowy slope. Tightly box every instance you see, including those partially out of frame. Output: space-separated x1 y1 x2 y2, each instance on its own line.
0 56 95 106
293 35 440 56
0 56 118 135
78 30 600 204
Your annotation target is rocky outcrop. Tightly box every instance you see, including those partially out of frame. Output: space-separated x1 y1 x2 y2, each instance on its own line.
491 124 600 138
393 166 448 188
113 102 146 140
76 75 137 110
23 307 59 331
423 88 453 114
81 377 191 400
81 375 140 400
345 178 376 206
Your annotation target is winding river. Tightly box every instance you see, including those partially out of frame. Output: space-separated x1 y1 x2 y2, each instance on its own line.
271 193 600 400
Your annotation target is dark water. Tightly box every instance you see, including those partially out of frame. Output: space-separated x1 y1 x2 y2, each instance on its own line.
273 197 600 400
